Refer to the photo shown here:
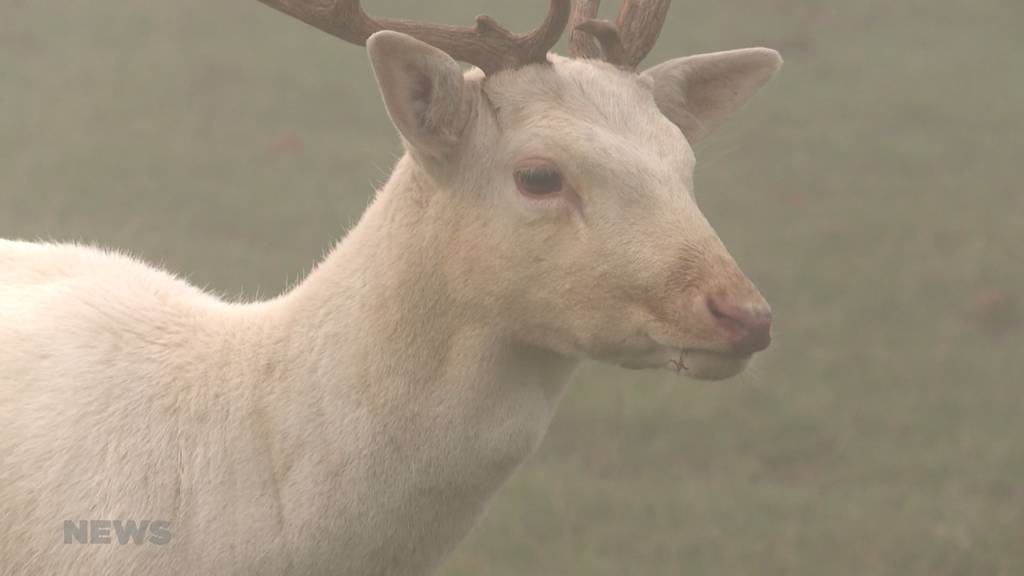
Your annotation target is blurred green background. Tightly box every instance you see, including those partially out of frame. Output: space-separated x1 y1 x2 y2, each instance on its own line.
2 0 1022 574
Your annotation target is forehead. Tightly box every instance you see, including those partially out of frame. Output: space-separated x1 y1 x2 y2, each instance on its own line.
480 56 694 168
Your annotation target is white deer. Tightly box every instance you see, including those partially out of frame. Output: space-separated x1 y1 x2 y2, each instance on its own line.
0 0 781 574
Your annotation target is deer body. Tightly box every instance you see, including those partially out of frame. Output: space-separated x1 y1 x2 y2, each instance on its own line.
1 1 783 574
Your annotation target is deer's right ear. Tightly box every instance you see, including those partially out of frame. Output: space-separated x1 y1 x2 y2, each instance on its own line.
367 31 473 159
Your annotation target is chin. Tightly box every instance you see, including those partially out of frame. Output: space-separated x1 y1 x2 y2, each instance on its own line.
675 349 751 380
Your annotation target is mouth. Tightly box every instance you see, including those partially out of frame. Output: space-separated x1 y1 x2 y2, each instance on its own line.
619 346 753 381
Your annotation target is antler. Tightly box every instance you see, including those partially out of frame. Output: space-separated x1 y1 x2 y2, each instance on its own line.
255 0 572 75
569 0 672 69
569 0 603 59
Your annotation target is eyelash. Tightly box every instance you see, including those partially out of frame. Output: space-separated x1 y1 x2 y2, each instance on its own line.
514 164 564 197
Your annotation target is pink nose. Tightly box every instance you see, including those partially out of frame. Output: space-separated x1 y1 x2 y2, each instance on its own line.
706 294 772 355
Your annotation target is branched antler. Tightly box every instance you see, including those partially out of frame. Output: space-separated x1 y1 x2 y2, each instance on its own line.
569 0 672 69
255 0 572 75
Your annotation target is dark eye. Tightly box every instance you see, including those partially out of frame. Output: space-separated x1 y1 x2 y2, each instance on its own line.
514 164 564 196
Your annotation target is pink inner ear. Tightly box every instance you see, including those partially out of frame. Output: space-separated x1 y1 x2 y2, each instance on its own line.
409 71 433 117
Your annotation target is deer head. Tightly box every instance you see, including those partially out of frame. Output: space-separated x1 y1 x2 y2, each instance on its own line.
257 0 781 380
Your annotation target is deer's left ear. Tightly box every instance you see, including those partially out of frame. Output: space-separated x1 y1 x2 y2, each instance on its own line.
643 48 782 143
367 31 474 159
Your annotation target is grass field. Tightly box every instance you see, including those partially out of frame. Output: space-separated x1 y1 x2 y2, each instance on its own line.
2 0 1022 574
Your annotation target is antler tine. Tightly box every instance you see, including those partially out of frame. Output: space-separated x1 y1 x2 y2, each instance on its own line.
614 0 671 68
570 0 671 69
574 19 628 66
255 0 573 75
569 0 603 59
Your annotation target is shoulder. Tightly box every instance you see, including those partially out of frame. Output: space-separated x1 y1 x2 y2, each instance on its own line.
0 238 226 312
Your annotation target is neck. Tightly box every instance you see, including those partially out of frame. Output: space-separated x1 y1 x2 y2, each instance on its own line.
280 155 576 400
257 155 577 573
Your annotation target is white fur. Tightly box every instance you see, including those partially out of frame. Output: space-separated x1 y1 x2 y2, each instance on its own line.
0 33 780 576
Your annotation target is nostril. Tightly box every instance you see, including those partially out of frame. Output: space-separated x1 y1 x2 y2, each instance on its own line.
706 294 773 354
706 294 745 332
706 294 731 324
707 295 726 320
